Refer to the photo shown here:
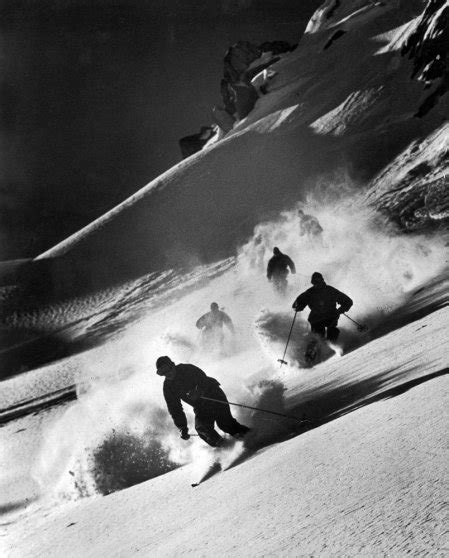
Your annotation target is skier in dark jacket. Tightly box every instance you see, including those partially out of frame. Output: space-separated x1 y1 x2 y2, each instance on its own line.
297 209 323 237
196 302 235 347
266 247 296 293
156 356 250 447
292 272 353 342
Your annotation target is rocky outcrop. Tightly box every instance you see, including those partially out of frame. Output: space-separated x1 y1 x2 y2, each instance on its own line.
402 0 449 117
220 40 296 120
179 126 217 159
181 39 296 156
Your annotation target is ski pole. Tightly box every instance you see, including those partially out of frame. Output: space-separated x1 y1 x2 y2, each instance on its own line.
278 311 297 367
342 313 368 332
199 396 310 424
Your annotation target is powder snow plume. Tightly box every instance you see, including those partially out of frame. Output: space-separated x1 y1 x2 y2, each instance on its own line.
31 178 447 501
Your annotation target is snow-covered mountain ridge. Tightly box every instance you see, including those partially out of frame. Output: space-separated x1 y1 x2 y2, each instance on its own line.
24 0 447 297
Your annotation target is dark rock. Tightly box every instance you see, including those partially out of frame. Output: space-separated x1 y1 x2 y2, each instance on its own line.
223 40 262 84
179 126 216 159
231 82 260 119
212 105 235 133
259 41 297 55
221 78 236 115
220 39 296 121
180 39 295 157
402 0 449 117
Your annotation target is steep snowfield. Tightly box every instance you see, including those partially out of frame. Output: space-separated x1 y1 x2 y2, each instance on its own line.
3 306 448 557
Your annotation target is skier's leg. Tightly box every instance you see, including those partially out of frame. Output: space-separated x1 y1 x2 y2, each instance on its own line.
194 412 224 447
326 317 340 343
273 273 287 294
327 326 340 342
279 274 288 295
209 388 249 437
310 322 325 337
216 409 250 437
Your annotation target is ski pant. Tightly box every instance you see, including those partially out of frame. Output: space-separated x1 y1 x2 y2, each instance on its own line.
310 316 340 343
194 386 247 447
201 327 224 350
270 273 288 294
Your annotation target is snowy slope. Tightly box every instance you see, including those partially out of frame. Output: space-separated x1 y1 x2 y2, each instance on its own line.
3 306 448 557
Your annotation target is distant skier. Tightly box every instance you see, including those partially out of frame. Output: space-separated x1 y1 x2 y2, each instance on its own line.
297 209 323 237
266 247 296 293
196 302 235 349
292 272 352 343
155 356 250 447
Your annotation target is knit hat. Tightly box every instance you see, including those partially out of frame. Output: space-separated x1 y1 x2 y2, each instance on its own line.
311 272 324 285
156 356 173 375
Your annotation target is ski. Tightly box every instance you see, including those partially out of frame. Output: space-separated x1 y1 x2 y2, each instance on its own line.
191 460 222 487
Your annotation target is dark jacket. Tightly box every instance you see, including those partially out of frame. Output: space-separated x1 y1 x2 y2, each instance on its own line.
267 253 296 279
196 310 234 332
293 283 352 324
299 215 323 236
163 364 221 429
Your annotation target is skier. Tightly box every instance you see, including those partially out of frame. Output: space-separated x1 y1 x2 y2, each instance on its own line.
196 302 235 349
266 247 296 293
156 356 250 447
292 272 353 343
297 209 323 237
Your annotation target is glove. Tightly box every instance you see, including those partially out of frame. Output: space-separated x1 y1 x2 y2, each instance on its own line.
180 427 190 440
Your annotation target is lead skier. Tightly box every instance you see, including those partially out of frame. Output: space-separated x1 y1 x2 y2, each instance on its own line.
156 356 250 447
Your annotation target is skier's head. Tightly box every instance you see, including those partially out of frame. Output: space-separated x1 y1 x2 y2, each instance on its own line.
273 247 281 256
156 356 176 378
311 272 325 286
297 209 304 217
210 302 219 312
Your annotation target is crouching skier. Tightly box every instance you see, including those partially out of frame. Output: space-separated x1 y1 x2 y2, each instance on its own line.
156 356 250 447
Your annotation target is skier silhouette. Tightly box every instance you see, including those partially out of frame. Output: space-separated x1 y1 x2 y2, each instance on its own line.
266 247 296 294
196 302 234 350
292 272 352 343
297 209 323 237
156 356 250 447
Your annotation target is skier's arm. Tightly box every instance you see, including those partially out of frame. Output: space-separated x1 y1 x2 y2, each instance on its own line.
163 384 187 430
287 256 296 274
184 365 219 402
292 291 308 311
222 312 235 334
266 260 273 280
334 289 353 313
196 314 206 329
